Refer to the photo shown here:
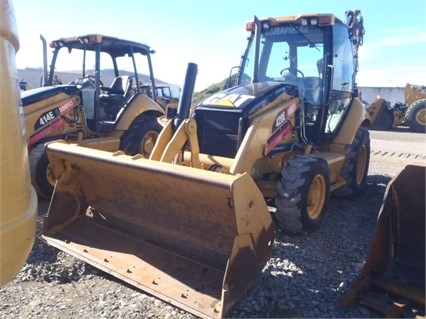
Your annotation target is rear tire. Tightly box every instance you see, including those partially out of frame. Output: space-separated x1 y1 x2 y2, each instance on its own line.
334 127 370 197
275 155 330 234
119 114 163 156
405 99 426 133
29 143 54 199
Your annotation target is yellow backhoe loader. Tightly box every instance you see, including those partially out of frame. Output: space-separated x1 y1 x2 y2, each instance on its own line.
367 83 426 132
0 0 37 287
155 85 179 111
341 163 425 318
43 10 373 318
24 34 165 199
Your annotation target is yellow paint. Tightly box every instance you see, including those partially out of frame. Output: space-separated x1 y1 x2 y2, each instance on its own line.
0 0 37 286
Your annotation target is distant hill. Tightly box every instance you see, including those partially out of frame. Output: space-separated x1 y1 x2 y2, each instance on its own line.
18 67 231 102
192 78 227 105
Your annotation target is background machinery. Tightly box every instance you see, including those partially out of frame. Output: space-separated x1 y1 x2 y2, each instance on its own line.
367 83 426 132
154 84 179 110
43 10 372 318
0 0 37 287
23 34 165 198
18 78 32 91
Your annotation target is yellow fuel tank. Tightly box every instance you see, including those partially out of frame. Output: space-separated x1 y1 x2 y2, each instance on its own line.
0 0 38 286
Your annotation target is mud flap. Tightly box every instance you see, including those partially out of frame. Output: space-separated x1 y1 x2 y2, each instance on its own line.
42 141 275 319
341 163 425 317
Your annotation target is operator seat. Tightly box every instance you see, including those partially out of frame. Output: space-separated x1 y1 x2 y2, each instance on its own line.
99 75 133 120
100 76 133 103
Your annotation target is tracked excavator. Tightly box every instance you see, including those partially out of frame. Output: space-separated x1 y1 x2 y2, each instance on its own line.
0 0 37 287
43 10 375 318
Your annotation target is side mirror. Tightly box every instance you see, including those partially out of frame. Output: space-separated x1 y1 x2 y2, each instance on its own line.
223 66 240 90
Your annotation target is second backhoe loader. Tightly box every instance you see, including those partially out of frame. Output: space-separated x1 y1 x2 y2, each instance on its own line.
43 10 371 318
24 34 165 199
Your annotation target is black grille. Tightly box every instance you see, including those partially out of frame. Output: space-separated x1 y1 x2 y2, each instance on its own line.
195 108 244 158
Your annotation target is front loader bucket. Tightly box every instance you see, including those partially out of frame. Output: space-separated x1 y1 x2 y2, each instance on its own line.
341 163 425 317
42 141 275 319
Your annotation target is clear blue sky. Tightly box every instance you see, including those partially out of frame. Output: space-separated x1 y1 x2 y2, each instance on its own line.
12 0 426 91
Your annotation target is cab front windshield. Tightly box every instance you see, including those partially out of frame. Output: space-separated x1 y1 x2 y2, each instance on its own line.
239 23 324 90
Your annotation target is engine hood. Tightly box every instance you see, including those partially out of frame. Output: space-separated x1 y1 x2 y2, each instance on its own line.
199 81 297 115
21 85 79 107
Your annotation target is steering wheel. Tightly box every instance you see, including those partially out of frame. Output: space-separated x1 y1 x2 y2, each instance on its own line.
73 75 105 90
280 68 305 79
84 75 104 88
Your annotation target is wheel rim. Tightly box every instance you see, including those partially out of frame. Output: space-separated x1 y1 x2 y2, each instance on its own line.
415 107 426 126
307 174 326 220
356 145 367 185
46 163 56 187
140 131 159 156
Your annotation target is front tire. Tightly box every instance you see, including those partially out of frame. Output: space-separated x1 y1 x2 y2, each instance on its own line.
29 143 55 199
334 127 370 197
405 99 426 133
119 114 163 156
275 155 330 234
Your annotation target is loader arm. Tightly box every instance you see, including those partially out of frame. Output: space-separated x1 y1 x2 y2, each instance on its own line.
149 62 200 166
150 118 201 168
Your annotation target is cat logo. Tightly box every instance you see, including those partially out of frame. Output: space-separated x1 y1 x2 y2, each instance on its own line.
202 93 255 107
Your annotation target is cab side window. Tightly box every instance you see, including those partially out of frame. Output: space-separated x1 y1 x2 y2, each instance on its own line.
332 24 354 92
325 23 355 134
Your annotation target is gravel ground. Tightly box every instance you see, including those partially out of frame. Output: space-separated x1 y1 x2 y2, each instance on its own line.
1 130 424 319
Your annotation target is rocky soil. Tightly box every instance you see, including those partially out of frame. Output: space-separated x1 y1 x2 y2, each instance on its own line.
1 129 425 319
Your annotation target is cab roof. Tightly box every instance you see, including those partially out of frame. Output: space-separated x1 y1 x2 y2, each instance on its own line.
253 13 343 27
49 34 152 57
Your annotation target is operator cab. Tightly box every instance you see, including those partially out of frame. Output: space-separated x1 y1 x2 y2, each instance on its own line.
44 35 159 132
235 14 358 145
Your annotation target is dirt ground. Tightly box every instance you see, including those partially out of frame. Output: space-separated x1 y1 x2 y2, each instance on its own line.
0 128 424 319
369 128 425 175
